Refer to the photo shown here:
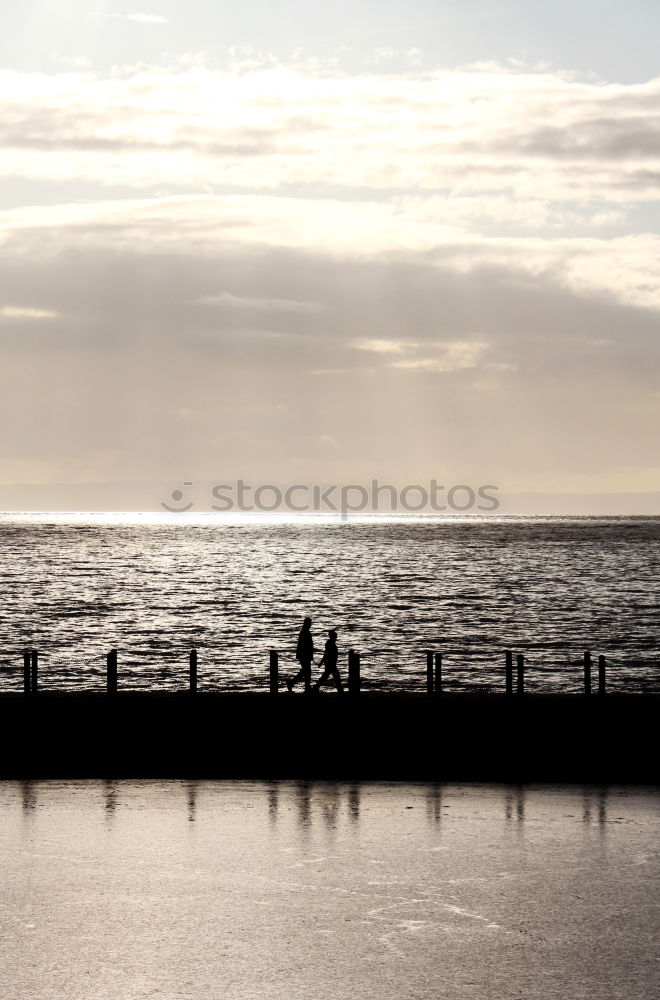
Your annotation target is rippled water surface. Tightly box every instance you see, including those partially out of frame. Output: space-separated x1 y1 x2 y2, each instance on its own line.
0 513 658 692
0 780 657 1000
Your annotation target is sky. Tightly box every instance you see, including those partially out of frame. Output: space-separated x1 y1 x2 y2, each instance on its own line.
1 0 659 510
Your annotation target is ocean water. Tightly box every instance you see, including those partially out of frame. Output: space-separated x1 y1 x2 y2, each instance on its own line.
0 513 658 693
0 780 657 1000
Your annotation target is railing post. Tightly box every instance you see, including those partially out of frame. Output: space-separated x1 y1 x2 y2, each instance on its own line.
434 652 442 696
23 650 31 695
583 650 592 695
107 649 117 696
30 649 38 694
189 648 198 695
269 650 278 695
348 649 361 695
516 654 524 695
426 650 433 695
598 655 606 696
505 650 513 696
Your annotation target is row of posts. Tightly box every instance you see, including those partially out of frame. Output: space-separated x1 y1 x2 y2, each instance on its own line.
423 649 606 696
500 650 605 697
20 647 606 696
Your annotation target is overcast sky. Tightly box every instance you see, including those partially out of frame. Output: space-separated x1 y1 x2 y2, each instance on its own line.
1 1 659 506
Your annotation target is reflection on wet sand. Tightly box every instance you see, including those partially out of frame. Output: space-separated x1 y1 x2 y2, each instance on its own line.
504 786 526 825
295 780 312 834
15 779 613 840
347 784 360 824
265 781 362 834
319 783 341 830
274 783 614 844
425 784 442 824
582 787 608 827
104 779 118 822
267 783 279 826
20 780 36 816
187 781 198 824
211 782 613 836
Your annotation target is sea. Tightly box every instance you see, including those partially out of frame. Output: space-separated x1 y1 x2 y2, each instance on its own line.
0 512 658 693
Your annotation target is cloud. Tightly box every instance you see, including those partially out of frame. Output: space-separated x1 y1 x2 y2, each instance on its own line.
51 54 93 70
372 48 399 65
90 11 170 25
404 48 423 67
194 291 324 313
2 195 658 311
0 58 657 493
0 220 657 489
0 64 658 211
306 368 349 376
353 339 416 354
387 341 488 372
1 204 656 381
0 305 58 319
354 338 492 372
124 12 170 23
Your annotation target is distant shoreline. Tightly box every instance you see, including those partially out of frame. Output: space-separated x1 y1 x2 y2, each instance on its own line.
1 510 660 523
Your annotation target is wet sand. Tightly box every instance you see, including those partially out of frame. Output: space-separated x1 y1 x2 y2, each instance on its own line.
0 780 657 999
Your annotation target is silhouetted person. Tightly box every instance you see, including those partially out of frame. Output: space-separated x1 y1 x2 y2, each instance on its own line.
286 616 314 693
313 629 344 694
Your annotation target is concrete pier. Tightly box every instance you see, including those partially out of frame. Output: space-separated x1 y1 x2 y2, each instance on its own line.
0 692 655 783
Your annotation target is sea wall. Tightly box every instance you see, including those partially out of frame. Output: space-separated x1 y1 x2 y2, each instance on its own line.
0 692 656 782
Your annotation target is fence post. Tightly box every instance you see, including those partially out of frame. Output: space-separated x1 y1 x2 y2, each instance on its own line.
269 650 278 695
107 649 117 696
505 650 513 696
23 650 31 695
189 648 198 695
30 649 38 694
598 655 606 696
348 650 361 695
583 650 592 695
516 654 524 695
426 650 433 695
434 653 442 696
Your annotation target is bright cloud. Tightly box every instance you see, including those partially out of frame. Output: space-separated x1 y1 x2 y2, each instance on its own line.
90 11 170 25
0 305 58 319
0 64 659 213
194 291 324 313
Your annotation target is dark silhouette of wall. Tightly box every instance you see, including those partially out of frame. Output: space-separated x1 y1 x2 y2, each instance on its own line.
0 692 655 782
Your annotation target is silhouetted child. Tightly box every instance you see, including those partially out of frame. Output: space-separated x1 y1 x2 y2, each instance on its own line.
286 616 314 693
313 629 344 694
